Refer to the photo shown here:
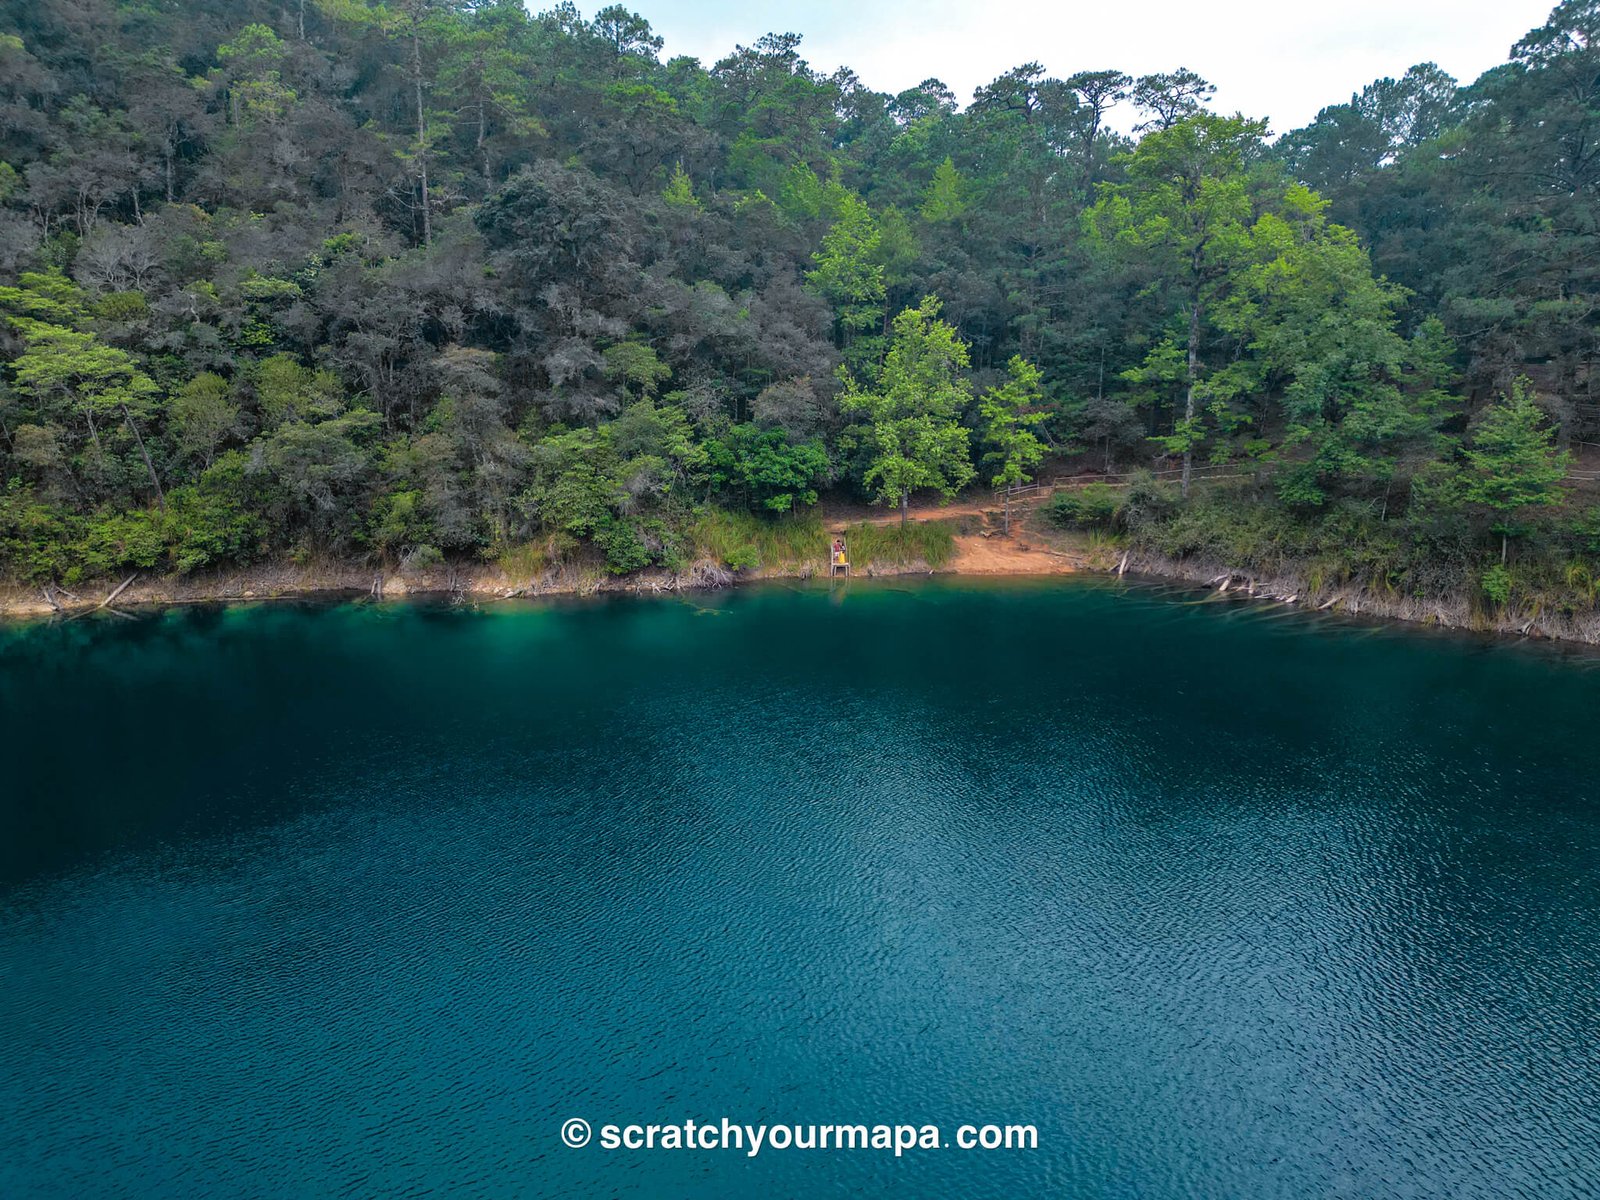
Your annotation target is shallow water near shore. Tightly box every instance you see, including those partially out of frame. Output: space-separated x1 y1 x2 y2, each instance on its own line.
1 577 1597 1198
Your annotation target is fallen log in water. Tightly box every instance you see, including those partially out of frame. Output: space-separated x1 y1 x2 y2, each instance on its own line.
98 574 137 609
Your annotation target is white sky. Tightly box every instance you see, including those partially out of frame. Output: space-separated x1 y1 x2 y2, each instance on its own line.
606 0 1559 133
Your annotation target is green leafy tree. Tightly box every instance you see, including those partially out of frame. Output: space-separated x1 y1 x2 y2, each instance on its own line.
170 372 240 468
253 355 344 428
1089 112 1267 494
214 24 296 126
1223 188 1443 507
705 424 829 513
603 341 672 400
7 319 166 508
841 295 975 523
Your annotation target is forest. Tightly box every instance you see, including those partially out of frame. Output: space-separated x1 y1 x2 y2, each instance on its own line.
2 0 1600 611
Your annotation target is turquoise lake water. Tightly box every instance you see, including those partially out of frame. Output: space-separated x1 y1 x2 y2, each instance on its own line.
1 579 1597 1198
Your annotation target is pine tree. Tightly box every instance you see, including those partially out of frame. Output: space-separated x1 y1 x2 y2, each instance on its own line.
979 356 1048 533
1463 378 1569 562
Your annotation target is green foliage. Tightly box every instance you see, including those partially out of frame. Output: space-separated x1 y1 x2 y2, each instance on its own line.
1481 562 1512 608
692 508 825 571
593 514 651 574
603 342 672 399
806 193 885 339
843 520 957 570
840 296 976 512
1045 484 1122 529
979 355 1048 490
0 482 83 581
166 454 265 573
368 488 431 558
170 373 239 466
1463 379 1568 543
254 355 343 427
0 0 1597 616
704 425 829 512
77 507 166 574
661 163 700 210
920 158 968 222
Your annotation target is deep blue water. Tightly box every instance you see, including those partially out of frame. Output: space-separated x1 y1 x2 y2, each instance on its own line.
1 579 1597 1198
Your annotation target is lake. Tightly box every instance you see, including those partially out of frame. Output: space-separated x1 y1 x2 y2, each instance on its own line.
1 579 1596 1198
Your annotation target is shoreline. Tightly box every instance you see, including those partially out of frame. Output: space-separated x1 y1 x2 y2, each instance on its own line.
4 538 1597 649
1102 548 1600 647
0 553 993 623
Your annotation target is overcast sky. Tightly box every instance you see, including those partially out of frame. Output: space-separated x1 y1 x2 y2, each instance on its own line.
604 0 1559 134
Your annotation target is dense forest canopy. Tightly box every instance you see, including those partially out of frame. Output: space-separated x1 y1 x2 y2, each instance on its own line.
1 0 1598 596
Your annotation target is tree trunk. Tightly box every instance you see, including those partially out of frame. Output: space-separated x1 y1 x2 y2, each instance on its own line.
900 490 909 527
478 99 490 190
1502 532 1509 564
1004 492 1011 535
410 20 432 248
1183 298 1199 499
122 405 166 511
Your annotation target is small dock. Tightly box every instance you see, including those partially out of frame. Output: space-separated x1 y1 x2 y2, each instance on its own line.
829 535 850 577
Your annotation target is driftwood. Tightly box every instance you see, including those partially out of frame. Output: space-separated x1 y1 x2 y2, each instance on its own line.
1318 597 1338 611
41 587 61 613
1117 553 1129 577
98 574 137 609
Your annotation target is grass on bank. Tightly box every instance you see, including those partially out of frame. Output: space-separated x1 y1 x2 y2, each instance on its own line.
1044 473 1600 622
691 509 826 571
480 507 965 588
844 519 957 570
690 508 958 573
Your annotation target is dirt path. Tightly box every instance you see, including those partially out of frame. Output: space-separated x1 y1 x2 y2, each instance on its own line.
948 532 1079 574
825 501 993 529
824 494 1081 574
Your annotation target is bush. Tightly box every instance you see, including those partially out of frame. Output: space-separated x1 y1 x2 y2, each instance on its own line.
1116 471 1179 532
0 482 83 582
594 516 651 575
77 508 167 575
1481 562 1512 608
725 543 760 571
167 453 266 573
1044 483 1121 529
